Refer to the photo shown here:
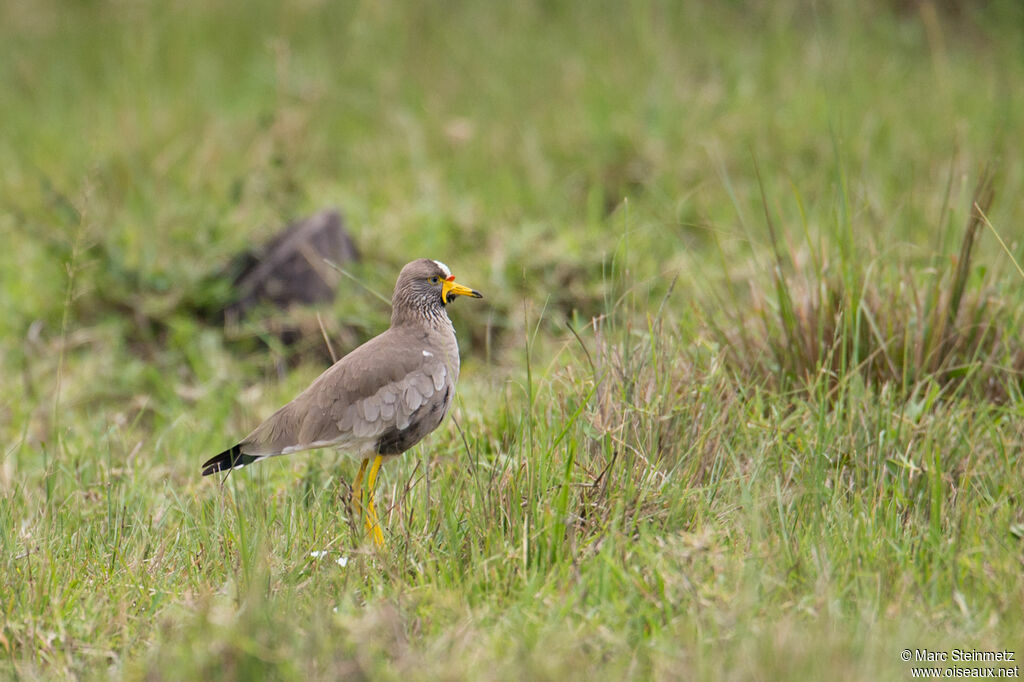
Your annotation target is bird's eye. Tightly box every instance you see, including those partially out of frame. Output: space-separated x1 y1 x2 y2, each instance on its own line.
429 276 440 284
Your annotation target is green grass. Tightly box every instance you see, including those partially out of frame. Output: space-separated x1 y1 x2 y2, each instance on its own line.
2 0 1024 679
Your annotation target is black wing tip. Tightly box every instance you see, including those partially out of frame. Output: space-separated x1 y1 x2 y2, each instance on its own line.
201 444 259 476
200 463 221 477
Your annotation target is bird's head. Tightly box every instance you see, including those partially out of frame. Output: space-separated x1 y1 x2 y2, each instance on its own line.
392 259 483 322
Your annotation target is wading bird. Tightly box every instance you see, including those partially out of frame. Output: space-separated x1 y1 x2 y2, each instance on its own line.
202 259 483 546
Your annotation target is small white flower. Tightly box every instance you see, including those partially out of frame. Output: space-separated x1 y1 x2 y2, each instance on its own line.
310 550 349 568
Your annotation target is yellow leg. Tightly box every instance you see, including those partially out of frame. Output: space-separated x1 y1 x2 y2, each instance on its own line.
351 458 369 515
363 455 385 547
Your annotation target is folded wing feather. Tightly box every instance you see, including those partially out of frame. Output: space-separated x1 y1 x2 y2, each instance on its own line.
239 333 453 458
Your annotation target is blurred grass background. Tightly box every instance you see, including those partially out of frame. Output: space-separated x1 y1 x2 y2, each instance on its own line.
2 0 1024 679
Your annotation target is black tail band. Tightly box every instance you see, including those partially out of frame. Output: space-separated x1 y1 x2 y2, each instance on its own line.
201 444 261 476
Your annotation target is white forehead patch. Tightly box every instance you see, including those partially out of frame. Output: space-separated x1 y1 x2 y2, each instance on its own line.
431 260 451 278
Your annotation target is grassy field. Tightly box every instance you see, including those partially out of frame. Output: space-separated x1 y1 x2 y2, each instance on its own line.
3 0 1024 679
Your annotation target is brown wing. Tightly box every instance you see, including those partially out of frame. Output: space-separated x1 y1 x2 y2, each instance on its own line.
239 326 453 456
